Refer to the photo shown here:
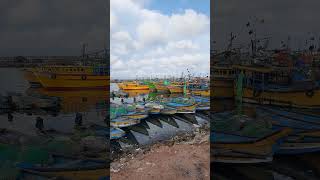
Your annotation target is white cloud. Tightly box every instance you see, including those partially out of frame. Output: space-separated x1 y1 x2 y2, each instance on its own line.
110 0 209 79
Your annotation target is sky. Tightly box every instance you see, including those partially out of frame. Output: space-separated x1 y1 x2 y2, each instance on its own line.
110 0 210 79
212 0 320 51
0 0 108 56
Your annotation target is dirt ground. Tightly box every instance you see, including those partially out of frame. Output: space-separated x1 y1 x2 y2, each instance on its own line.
111 131 210 180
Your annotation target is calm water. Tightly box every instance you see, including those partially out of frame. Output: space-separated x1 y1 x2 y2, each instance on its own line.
0 68 108 179
0 68 107 136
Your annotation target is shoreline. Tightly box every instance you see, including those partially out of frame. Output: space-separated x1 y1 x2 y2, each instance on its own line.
111 125 210 180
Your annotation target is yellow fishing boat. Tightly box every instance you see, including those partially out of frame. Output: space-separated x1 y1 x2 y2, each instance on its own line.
31 65 109 90
234 65 320 109
122 89 150 97
23 69 42 87
212 65 235 98
167 85 183 93
191 89 210 96
155 84 169 93
187 83 210 97
120 82 149 90
169 104 196 114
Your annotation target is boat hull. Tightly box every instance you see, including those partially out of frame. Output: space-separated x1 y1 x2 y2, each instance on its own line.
212 78 234 98
211 128 292 163
34 72 109 90
240 87 320 109
168 86 183 93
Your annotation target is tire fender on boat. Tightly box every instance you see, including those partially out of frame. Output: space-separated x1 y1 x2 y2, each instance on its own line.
81 75 87 80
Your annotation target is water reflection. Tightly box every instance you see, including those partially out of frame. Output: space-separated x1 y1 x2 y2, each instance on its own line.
0 68 108 179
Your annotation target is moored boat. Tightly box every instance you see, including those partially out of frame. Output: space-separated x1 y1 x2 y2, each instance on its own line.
111 117 140 128
120 82 149 90
167 85 183 94
32 65 109 90
160 106 178 115
255 106 320 154
234 65 320 109
211 111 292 163
111 127 125 140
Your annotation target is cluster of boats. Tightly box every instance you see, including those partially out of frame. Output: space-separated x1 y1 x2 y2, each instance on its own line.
212 42 320 109
116 79 210 97
110 96 210 140
212 105 320 163
211 29 320 164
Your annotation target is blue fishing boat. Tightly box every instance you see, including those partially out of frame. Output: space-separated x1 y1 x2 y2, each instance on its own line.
193 96 210 111
121 111 148 120
211 111 291 163
111 117 140 128
111 128 125 140
256 106 320 154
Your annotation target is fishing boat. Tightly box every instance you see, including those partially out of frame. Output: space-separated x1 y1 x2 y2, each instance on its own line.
145 102 164 114
166 102 196 113
119 82 149 90
32 65 109 90
155 83 170 93
23 69 42 87
111 127 125 140
122 89 150 97
167 85 184 94
160 106 177 115
121 112 148 120
194 96 210 111
234 65 320 109
111 117 140 128
255 106 320 154
17 154 108 180
212 65 235 98
188 83 210 97
211 112 292 163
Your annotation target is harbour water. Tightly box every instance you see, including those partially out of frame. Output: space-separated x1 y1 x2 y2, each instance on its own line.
0 68 108 179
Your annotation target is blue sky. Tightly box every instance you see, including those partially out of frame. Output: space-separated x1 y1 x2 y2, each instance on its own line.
146 0 210 16
111 0 210 79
